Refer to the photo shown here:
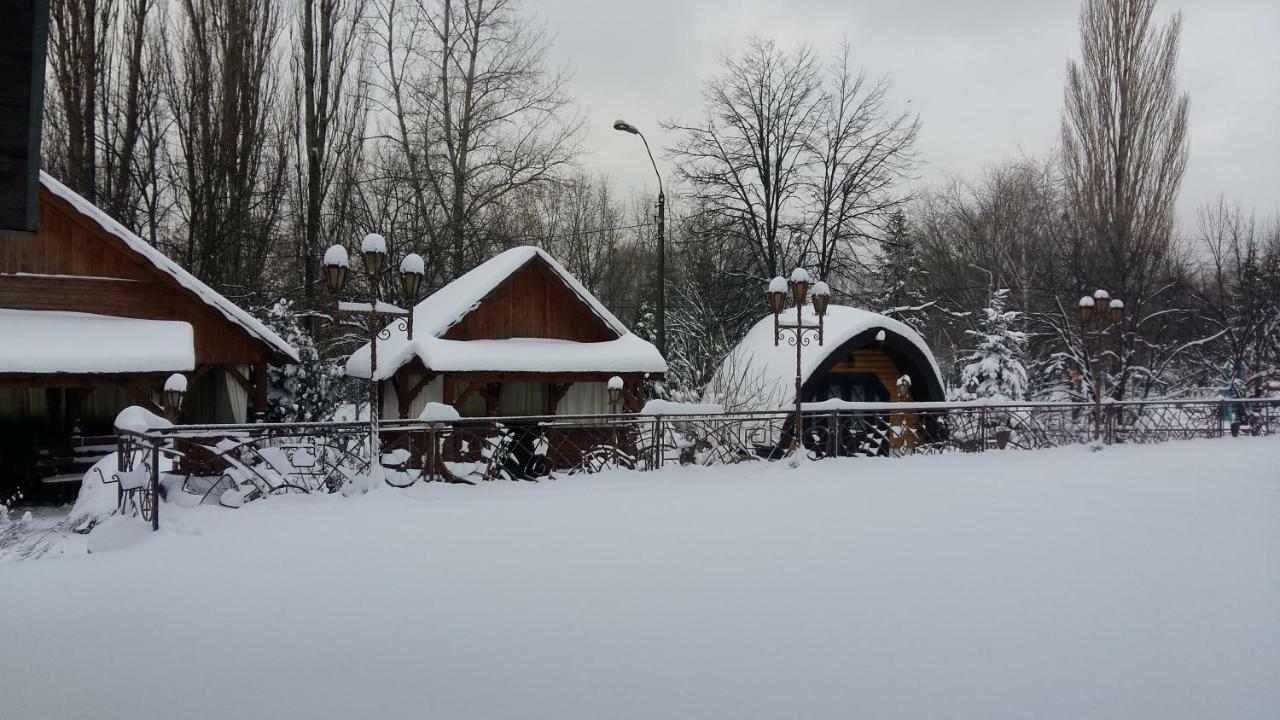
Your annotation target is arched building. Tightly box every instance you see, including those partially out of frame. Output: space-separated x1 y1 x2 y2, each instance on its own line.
712 305 944 412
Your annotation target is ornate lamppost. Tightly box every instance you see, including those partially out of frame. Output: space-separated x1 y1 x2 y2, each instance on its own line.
1077 288 1124 443
322 233 425 466
767 268 830 455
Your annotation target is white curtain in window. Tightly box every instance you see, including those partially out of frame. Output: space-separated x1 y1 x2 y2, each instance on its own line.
224 366 249 423
406 376 443 420
558 382 609 416
499 382 547 416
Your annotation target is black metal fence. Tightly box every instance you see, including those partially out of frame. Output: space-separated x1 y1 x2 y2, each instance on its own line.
114 397 1279 526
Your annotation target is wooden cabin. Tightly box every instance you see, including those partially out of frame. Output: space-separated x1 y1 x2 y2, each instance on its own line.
712 305 944 454
347 246 665 420
0 173 298 500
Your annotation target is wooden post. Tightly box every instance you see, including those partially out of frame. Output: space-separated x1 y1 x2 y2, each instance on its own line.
253 362 268 420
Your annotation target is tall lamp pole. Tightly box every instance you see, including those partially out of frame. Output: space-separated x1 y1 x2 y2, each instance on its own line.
767 269 830 455
613 119 665 357
322 234 425 468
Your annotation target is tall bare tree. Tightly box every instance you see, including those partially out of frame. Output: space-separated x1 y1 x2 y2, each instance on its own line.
370 0 581 278
46 0 113 200
666 37 823 281
1061 0 1190 394
166 0 289 291
291 0 369 313
807 43 920 284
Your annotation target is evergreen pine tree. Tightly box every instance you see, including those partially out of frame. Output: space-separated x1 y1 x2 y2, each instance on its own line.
871 211 929 333
260 300 345 422
958 289 1028 401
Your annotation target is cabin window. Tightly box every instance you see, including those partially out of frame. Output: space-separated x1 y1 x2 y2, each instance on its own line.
499 382 548 416
809 373 889 403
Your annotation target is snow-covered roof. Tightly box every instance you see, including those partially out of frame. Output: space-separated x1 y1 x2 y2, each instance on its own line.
0 309 194 374
347 246 665 379
39 172 299 363
709 305 942 412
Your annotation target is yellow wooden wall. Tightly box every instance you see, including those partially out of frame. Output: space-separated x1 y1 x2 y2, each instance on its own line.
825 347 919 449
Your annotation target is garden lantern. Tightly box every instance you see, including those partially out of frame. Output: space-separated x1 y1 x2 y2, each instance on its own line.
767 276 787 315
607 375 624 413
323 244 349 293
1108 298 1124 322
788 267 810 307
1077 295 1095 323
400 253 425 300
811 280 830 318
163 373 187 418
361 233 387 277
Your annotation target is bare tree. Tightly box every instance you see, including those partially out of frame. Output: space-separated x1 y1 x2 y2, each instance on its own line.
166 0 289 292
46 0 113 200
807 42 920 285
370 0 582 278
291 0 369 313
666 37 823 281
1061 0 1190 395
1186 202 1280 396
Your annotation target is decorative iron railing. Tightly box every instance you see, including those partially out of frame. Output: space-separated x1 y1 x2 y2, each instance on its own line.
115 398 1280 527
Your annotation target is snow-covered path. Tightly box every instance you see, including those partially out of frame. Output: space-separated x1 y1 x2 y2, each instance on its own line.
3 438 1278 719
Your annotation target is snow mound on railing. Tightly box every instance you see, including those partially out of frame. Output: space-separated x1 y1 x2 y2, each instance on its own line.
640 400 725 415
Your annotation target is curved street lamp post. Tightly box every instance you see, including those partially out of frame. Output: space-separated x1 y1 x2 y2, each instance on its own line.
613 119 665 357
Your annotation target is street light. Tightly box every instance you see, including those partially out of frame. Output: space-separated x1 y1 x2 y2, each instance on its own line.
613 119 666 358
1078 288 1124 445
323 233 426 475
769 268 828 455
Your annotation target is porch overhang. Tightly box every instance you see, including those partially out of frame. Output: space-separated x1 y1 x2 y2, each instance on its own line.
0 309 195 375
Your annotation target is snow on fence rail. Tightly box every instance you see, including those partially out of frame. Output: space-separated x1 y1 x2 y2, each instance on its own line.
111 398 1280 526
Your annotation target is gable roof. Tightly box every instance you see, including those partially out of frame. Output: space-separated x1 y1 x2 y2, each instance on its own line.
709 305 943 412
39 172 299 363
347 246 666 379
416 246 628 338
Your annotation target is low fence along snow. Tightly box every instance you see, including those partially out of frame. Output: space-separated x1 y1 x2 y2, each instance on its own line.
109 398 1279 524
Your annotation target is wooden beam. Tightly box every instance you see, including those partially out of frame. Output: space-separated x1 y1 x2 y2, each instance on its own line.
223 364 253 395
253 362 268 418
548 381 574 415
0 371 176 388
440 371 660 383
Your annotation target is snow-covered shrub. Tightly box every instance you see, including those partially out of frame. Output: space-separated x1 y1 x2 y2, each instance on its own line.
259 300 345 423
957 289 1028 402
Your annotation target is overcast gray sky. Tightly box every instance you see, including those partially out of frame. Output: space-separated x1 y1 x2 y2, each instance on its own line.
536 0 1280 226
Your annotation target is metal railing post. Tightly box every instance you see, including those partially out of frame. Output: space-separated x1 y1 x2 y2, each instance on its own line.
150 441 160 532
829 410 839 457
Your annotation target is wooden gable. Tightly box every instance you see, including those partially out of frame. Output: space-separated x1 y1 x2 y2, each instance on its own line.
442 254 620 343
0 186 282 366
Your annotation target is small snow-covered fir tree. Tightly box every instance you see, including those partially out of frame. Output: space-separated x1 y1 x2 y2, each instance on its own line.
958 289 1028 401
260 300 345 422
870 211 931 333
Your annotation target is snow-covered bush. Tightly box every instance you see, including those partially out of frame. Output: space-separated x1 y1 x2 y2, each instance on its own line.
260 300 345 423
957 289 1028 401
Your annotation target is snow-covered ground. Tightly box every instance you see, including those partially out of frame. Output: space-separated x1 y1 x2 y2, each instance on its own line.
3 438 1278 719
